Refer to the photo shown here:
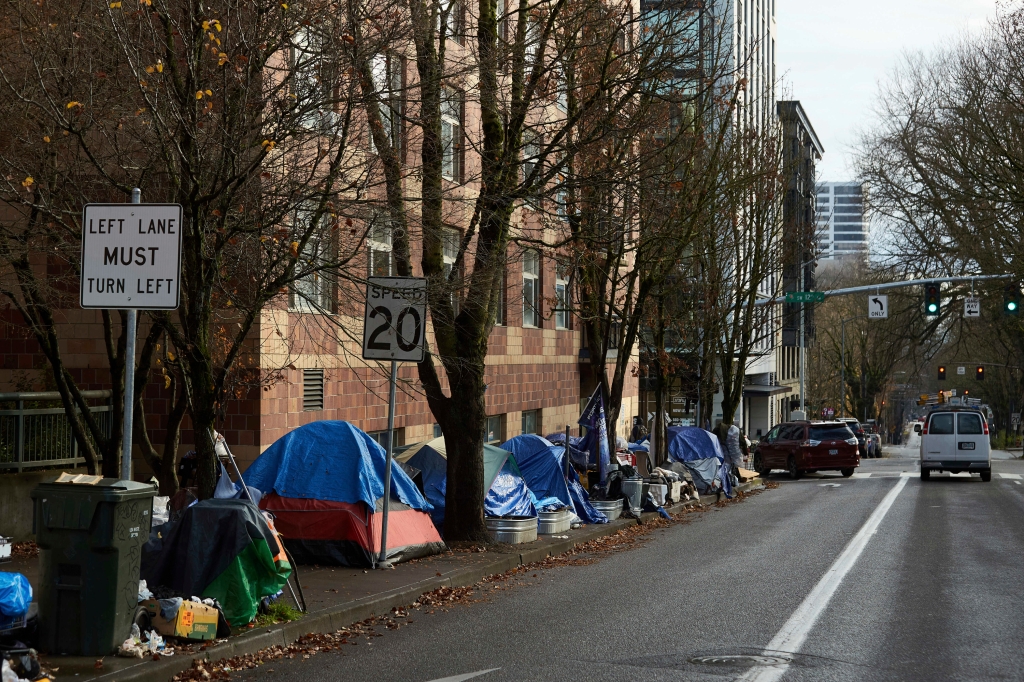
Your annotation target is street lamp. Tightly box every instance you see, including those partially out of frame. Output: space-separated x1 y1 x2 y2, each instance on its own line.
840 315 868 419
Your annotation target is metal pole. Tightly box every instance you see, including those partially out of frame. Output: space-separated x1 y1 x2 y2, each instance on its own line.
378 359 398 567
799 264 806 414
121 187 141 481
840 319 846 419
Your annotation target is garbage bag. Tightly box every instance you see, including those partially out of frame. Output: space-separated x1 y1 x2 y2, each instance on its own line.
0 573 31 618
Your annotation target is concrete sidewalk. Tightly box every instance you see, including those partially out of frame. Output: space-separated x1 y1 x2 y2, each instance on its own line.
14 480 761 681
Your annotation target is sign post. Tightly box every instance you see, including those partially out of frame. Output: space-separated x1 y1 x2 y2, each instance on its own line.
362 277 427 567
964 296 981 318
81 192 183 481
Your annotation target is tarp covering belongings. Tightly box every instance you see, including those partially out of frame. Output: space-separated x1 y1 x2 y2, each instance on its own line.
666 426 732 497
141 499 291 626
502 434 607 524
396 438 536 533
244 421 444 567
578 387 611 482
545 433 588 470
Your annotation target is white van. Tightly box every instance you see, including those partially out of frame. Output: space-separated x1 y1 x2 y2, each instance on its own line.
917 408 991 481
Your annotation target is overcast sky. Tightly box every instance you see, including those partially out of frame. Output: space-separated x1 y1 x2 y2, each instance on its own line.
777 0 1001 182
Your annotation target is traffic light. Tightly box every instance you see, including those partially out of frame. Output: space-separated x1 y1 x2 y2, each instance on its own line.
1004 284 1021 316
925 284 940 316
937 366 946 381
976 366 985 381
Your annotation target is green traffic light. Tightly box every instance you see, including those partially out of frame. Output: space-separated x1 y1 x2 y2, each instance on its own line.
928 303 938 313
1009 301 1018 311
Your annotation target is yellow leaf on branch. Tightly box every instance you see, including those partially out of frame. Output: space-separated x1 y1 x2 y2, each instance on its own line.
21 177 34 187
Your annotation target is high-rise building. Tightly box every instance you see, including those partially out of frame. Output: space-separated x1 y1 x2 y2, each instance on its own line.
815 182 868 259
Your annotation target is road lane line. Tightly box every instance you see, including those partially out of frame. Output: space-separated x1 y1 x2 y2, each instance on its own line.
738 476 910 682
851 473 871 478
998 473 1022 480
425 669 500 682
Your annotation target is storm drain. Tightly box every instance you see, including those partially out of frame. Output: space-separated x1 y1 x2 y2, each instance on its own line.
689 654 791 667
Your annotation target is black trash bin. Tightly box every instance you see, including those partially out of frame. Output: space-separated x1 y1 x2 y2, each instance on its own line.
31 477 156 655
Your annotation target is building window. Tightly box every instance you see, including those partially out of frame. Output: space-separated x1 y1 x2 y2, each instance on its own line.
521 409 540 435
522 133 540 186
368 428 405 453
433 423 443 438
522 250 540 327
302 369 324 411
291 29 337 131
442 227 461 311
290 205 332 313
370 53 403 153
440 0 465 44
555 262 569 329
441 88 463 181
484 414 505 444
368 214 394 277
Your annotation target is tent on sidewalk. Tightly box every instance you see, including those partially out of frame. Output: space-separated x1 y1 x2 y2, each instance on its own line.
395 437 537 534
503 434 608 524
243 421 445 567
141 498 291 626
665 426 732 497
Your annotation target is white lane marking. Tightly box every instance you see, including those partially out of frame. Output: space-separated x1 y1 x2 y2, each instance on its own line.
425 670 500 682
819 483 841 488
1016 481 1022 486
998 473 1022 480
739 476 909 682
851 473 871 478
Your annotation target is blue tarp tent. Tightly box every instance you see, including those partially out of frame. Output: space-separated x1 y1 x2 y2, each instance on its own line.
545 432 589 470
504 435 608 524
243 421 430 510
666 426 732 497
396 438 537 533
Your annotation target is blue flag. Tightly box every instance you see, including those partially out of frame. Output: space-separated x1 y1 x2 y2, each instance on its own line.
578 385 611 484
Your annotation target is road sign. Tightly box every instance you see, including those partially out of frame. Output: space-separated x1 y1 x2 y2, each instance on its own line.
785 291 825 303
957 366 966 375
80 203 183 309
1011 413 1020 427
362 278 428 362
964 296 981 318
868 295 888 318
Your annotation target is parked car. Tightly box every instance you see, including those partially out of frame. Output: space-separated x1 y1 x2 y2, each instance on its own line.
753 421 860 479
869 433 882 457
838 418 869 459
918 408 991 481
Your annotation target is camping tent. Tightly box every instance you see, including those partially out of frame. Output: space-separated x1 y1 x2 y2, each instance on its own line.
503 434 608 524
395 438 537 533
141 498 291 626
665 426 732 497
243 421 445 567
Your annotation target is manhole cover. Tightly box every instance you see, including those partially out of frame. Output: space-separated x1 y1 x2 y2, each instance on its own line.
689 655 790 667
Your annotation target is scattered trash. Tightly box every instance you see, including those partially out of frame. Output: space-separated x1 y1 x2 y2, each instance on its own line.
118 625 168 658
137 580 154 602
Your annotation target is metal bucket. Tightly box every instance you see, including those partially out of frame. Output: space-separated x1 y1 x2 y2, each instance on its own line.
622 477 644 513
486 516 538 544
537 509 572 534
590 498 623 521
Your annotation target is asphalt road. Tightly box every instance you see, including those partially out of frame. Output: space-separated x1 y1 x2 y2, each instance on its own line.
238 436 1024 682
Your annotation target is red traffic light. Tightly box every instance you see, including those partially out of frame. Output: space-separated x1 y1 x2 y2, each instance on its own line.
976 366 985 381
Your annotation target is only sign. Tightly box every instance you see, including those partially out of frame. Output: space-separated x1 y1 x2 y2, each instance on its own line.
362 277 427 362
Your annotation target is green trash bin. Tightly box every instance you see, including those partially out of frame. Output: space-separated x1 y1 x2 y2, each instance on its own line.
31 477 156 655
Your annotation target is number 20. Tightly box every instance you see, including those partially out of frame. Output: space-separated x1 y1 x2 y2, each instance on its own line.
367 306 422 352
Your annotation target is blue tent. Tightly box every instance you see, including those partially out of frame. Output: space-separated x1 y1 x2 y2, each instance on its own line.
503 435 608 524
666 426 732 497
396 438 536 533
243 421 431 510
545 432 589 470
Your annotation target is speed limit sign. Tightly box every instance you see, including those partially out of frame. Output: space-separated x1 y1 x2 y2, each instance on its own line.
362 277 427 362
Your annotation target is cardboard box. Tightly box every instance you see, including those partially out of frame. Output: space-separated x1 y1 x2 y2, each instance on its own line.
141 599 219 640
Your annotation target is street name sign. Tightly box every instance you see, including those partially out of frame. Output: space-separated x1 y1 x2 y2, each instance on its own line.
868 295 888 318
785 291 825 304
80 203 183 309
362 277 427 362
964 296 981 318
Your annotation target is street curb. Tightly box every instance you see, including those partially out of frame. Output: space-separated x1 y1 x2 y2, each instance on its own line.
89 479 761 682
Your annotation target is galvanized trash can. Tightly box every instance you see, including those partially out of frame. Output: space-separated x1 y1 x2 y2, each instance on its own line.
31 477 156 655
485 516 538 544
